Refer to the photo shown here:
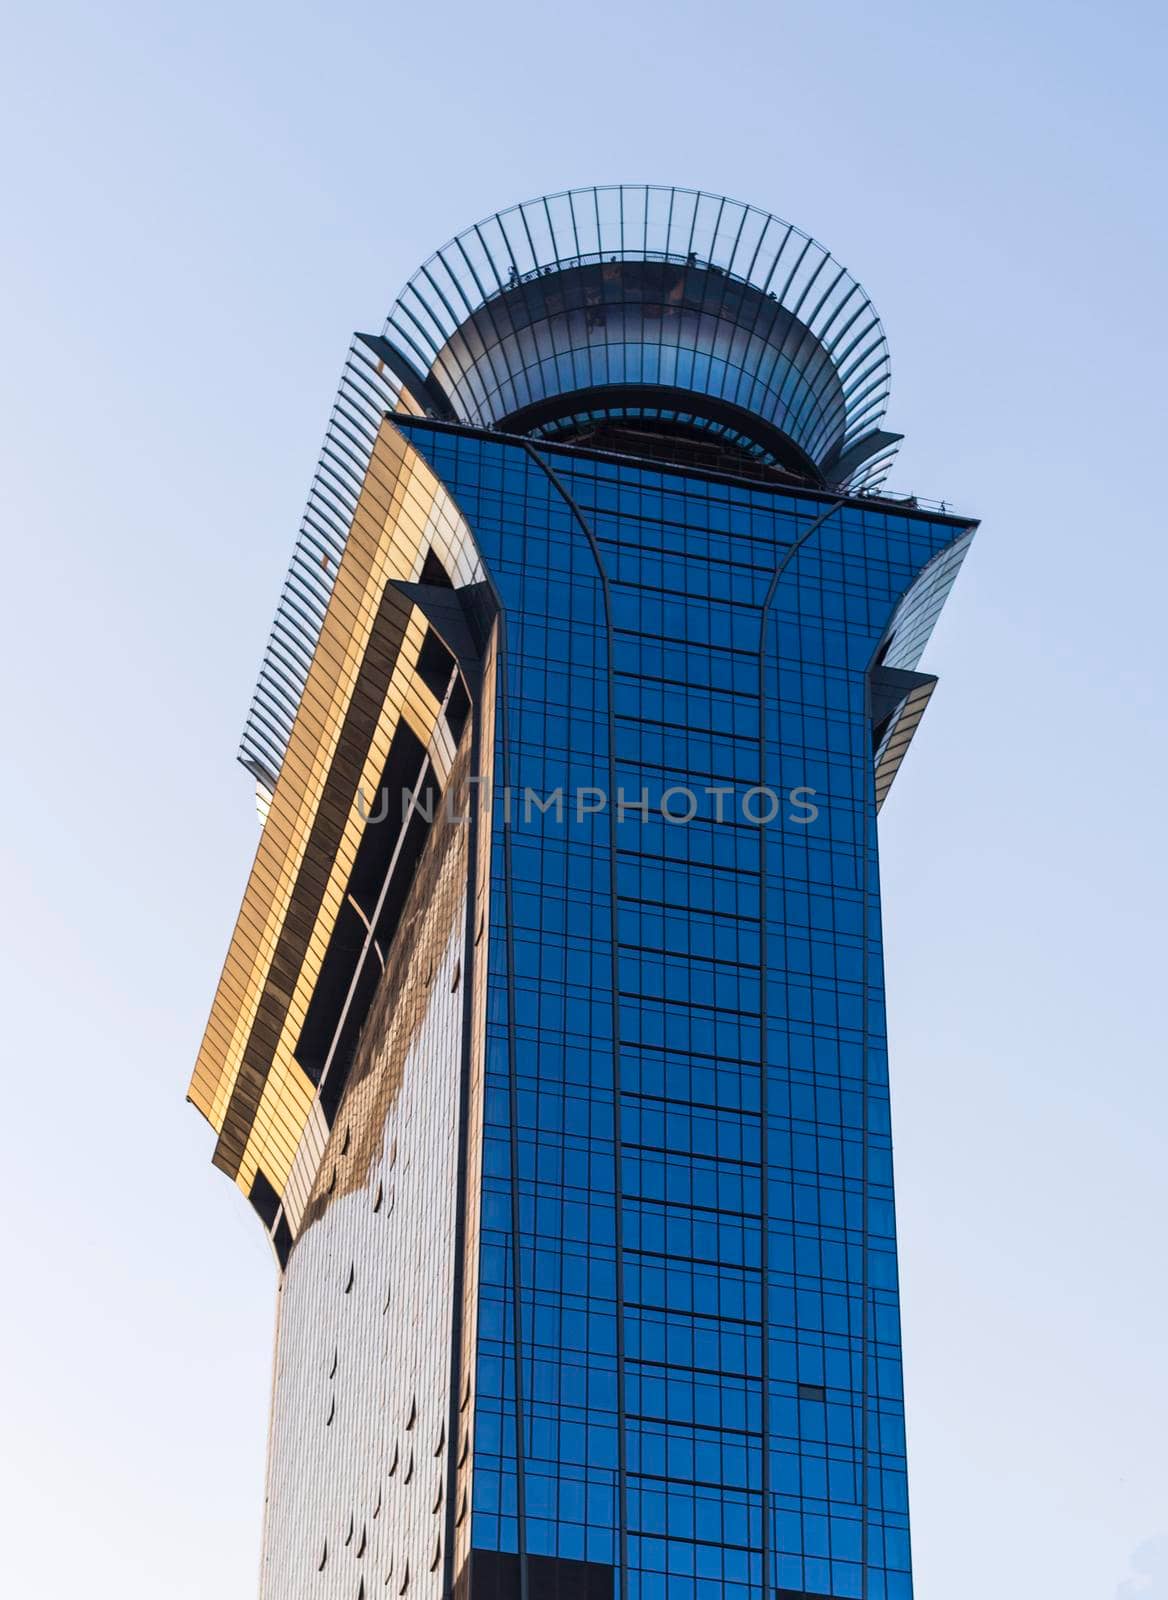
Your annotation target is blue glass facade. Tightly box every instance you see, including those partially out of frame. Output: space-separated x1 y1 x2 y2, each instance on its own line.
400 419 971 1600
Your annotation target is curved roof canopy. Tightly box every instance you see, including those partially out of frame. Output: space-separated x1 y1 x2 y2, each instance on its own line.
382 185 900 489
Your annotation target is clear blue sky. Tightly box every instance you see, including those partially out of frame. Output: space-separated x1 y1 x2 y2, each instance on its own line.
1 2 1165 1595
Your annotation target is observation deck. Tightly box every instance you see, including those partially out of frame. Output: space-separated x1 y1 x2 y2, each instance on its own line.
378 184 901 490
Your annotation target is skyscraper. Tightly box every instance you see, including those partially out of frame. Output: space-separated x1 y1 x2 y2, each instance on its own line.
190 185 975 1600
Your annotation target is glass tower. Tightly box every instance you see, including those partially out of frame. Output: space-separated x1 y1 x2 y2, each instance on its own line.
190 186 975 1600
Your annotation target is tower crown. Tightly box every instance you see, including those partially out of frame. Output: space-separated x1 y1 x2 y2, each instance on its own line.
382 184 900 489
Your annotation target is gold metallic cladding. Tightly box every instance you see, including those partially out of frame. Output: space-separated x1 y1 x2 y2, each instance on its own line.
299 735 474 1233
235 629 441 1196
196 606 424 1136
189 419 487 1217
874 678 937 811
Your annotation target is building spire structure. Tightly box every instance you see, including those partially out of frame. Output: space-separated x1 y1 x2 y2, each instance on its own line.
190 186 976 1600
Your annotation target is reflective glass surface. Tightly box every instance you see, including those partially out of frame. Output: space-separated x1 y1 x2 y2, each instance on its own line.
390 419 972 1600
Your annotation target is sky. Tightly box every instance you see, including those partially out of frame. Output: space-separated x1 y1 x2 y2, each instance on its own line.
1 1 1165 1595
